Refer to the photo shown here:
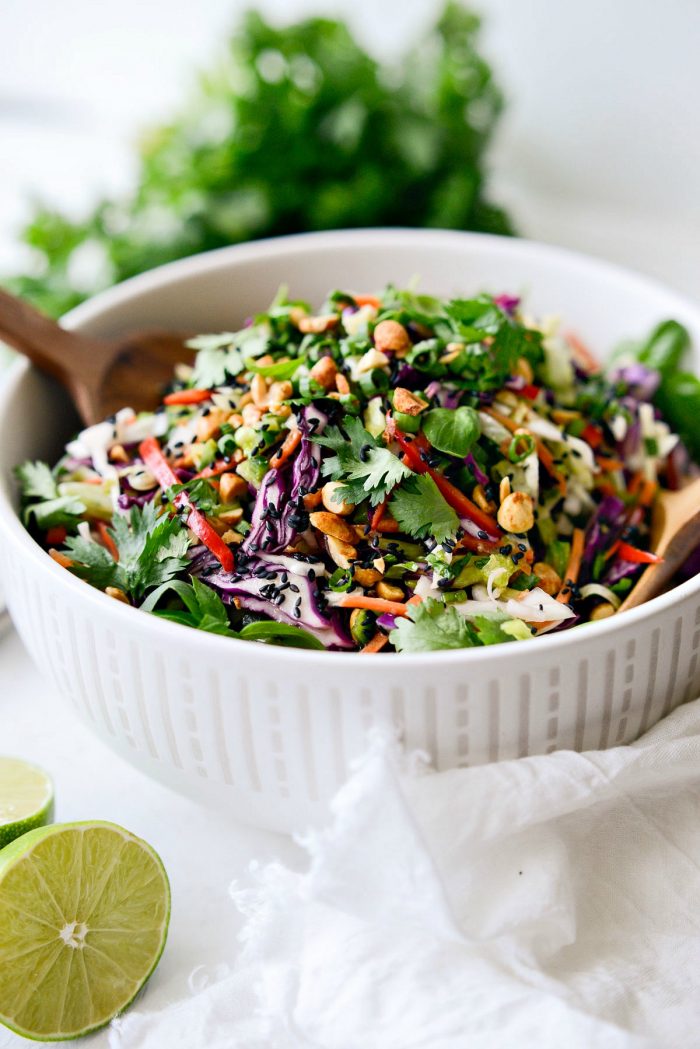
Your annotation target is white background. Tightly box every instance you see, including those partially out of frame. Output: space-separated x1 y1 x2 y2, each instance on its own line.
0 2 699 1045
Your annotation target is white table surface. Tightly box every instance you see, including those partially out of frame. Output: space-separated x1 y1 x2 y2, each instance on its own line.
1 2 699 1044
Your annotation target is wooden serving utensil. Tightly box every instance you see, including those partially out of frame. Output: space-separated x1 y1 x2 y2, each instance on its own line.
619 477 700 611
0 287 193 426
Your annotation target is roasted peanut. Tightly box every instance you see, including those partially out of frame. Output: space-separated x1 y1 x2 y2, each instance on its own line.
499 476 512 502
590 602 616 621
354 566 383 587
497 491 535 533
533 561 562 597
196 407 229 442
309 511 357 544
393 387 428 416
241 403 263 427
357 348 390 373
321 481 355 516
373 319 411 355
109 444 129 464
473 484 496 515
335 372 351 395
219 473 248 503
309 356 338 391
105 587 130 605
267 380 293 406
326 536 357 569
376 581 404 602
297 314 338 334
250 373 269 408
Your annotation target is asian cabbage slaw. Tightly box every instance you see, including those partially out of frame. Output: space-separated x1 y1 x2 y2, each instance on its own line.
17 286 698 653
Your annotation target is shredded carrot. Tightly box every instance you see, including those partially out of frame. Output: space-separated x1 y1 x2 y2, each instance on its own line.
49 549 73 569
338 594 410 617
354 294 382 309
270 428 302 469
360 631 390 653
406 594 422 606
97 521 119 561
484 407 567 495
596 455 625 473
558 527 585 599
162 389 212 406
81 476 104 485
374 514 401 533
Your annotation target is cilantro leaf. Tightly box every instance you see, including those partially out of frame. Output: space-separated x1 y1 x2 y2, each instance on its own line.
187 335 246 388
62 536 117 589
16 460 86 530
314 416 410 507
390 474 459 543
471 614 518 646
64 504 191 600
16 461 59 501
422 406 480 457
390 597 478 652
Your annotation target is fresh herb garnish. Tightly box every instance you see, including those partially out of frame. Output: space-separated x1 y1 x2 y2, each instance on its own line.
422 406 480 457
16 461 85 530
64 504 190 601
314 416 411 506
390 475 459 544
390 597 477 652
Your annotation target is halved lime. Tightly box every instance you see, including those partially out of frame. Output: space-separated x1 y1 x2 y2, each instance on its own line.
0 757 54 849
0 821 170 1041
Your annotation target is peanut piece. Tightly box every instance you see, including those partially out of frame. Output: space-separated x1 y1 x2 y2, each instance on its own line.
298 314 338 334
497 491 535 533
376 581 404 602
393 387 428 416
357 348 390 374
354 567 383 587
309 356 338 391
309 511 357 544
250 373 269 408
373 319 411 355
106 587 130 605
326 536 357 569
533 561 562 597
590 602 616 621
196 407 229 442
268 380 293 406
321 481 355 516
219 473 248 503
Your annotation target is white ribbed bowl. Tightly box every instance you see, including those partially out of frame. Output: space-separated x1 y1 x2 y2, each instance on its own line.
1 230 699 833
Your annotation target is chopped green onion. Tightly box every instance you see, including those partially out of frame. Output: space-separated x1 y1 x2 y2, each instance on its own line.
507 433 535 463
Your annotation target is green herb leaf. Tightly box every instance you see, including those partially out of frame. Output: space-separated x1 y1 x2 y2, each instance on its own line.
390 474 459 543
65 503 191 600
390 597 477 652
314 416 410 506
16 461 86 530
238 621 325 650
422 406 480 457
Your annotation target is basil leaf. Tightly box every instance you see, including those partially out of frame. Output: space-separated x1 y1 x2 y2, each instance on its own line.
422 406 480 457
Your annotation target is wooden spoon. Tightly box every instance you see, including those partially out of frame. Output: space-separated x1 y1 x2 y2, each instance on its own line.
619 477 700 611
0 287 193 426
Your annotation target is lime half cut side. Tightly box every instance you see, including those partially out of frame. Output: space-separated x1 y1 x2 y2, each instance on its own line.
0 821 170 1041
0 757 54 849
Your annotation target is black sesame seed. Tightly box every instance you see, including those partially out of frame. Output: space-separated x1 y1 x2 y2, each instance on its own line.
477 530 488 540
307 569 316 581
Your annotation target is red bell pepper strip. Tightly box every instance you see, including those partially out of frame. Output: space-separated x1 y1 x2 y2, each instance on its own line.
387 417 501 537
520 383 541 401
162 389 212 406
581 423 603 449
614 541 664 565
45 526 67 546
139 437 235 573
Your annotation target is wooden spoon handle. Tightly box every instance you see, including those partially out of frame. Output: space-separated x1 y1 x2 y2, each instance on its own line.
0 287 102 383
619 509 700 611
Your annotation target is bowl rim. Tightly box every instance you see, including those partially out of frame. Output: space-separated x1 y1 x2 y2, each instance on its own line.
1 226 699 667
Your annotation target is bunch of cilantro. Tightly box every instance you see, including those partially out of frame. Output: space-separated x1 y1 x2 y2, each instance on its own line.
5 3 513 317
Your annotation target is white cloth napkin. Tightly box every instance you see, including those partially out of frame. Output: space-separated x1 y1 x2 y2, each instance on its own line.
111 698 700 1049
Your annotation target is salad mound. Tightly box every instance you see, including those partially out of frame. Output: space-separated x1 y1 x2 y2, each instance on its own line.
17 286 698 653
